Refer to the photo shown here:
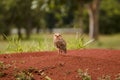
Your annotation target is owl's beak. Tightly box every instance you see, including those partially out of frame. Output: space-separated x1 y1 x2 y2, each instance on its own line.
56 36 59 38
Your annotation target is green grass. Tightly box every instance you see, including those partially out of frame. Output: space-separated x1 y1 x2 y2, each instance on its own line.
0 33 120 54
87 34 120 49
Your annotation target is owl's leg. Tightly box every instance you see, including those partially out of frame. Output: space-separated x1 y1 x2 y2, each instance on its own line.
58 49 60 54
58 49 63 54
63 50 67 54
60 50 62 54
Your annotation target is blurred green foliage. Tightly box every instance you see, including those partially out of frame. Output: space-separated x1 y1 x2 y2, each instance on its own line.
0 33 120 54
0 0 120 39
100 0 120 34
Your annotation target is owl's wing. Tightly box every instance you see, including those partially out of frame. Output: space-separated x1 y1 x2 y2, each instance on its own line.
55 39 66 51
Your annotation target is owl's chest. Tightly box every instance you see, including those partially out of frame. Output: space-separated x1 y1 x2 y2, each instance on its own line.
54 40 61 46
54 40 65 48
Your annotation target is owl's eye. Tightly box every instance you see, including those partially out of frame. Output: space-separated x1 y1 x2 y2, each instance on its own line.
55 35 58 37
55 35 57 37
58 35 61 37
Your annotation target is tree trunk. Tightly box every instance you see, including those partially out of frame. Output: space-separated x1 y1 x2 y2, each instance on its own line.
25 27 31 39
87 0 100 40
25 20 32 39
36 26 40 34
79 1 84 34
18 27 22 39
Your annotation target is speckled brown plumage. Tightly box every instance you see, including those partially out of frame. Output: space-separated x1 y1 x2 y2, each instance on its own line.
53 33 67 54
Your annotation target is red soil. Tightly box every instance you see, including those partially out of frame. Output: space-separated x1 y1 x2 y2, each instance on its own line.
0 49 120 80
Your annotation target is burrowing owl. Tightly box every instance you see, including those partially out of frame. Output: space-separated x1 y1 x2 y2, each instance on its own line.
53 33 67 54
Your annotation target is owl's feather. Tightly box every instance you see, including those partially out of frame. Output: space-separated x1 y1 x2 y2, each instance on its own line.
53 33 67 54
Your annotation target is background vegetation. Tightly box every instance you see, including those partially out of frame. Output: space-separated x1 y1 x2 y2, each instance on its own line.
0 0 120 53
0 0 120 39
0 33 120 54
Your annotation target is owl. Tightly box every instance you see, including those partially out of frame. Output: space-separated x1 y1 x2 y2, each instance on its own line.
53 33 67 54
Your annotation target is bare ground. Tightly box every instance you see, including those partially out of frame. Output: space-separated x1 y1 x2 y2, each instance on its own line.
0 49 120 80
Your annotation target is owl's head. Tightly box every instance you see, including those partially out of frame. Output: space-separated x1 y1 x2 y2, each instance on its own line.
54 33 62 40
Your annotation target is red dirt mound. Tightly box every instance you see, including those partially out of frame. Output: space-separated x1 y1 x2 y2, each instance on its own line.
0 49 120 80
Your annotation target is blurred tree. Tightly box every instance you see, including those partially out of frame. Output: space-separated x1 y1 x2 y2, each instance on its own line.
7 0 41 39
45 12 57 33
0 0 14 39
40 0 61 32
86 0 101 40
0 0 41 39
77 0 93 34
100 0 120 34
24 0 34 39
31 0 41 34
40 0 93 33
13 0 34 39
0 0 120 40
